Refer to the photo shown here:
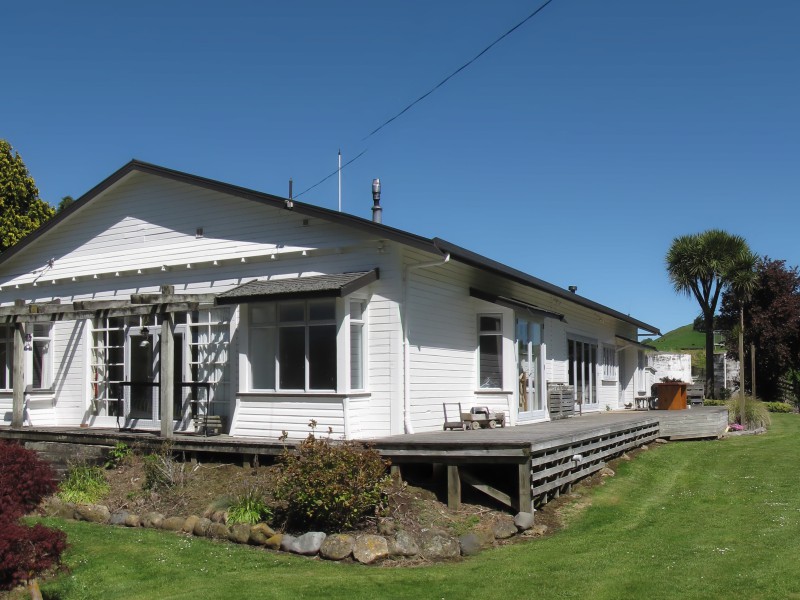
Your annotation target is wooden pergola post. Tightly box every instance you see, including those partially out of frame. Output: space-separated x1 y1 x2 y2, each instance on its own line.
160 313 175 439
11 322 25 428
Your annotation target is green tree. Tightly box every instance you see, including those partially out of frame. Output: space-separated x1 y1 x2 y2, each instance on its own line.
666 230 756 398
0 140 54 252
720 257 800 401
56 195 74 214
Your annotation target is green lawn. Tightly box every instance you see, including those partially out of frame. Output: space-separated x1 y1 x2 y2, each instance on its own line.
41 415 800 600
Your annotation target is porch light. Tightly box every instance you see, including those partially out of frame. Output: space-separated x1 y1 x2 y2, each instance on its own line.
140 326 151 347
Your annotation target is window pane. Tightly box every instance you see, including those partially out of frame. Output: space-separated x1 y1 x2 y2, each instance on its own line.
309 325 336 390
309 300 335 321
479 335 502 388
279 326 305 389
33 340 49 389
251 304 275 325
250 328 276 389
350 301 364 321
279 303 304 323
480 316 501 332
350 322 363 389
0 340 6 389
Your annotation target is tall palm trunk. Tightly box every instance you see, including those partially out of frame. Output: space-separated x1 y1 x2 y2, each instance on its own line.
705 310 716 398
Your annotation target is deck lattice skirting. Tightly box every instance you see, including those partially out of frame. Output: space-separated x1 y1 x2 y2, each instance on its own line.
529 421 659 506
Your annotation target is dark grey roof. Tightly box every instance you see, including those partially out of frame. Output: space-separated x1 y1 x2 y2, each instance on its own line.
0 160 660 334
216 270 379 304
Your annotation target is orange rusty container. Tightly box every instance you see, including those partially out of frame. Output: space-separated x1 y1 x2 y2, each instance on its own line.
655 382 688 410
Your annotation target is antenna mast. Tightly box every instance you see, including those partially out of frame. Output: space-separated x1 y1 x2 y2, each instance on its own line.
338 149 342 212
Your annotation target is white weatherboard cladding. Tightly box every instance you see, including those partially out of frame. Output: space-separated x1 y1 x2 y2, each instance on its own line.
402 249 516 432
232 395 345 440
0 171 377 290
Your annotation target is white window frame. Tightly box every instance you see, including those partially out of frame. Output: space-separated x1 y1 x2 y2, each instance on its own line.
248 298 339 393
348 298 367 391
0 325 11 391
30 323 53 390
478 313 503 390
602 345 618 381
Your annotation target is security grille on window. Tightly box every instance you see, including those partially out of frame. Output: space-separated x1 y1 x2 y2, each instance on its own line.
478 315 503 389
249 299 337 391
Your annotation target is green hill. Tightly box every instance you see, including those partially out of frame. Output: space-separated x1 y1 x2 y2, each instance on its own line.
646 324 705 351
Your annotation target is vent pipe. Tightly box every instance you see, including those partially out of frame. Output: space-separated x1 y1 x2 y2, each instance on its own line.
371 178 382 223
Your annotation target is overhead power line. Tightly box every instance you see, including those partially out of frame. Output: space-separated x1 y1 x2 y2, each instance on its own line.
294 149 368 199
364 0 557 140
296 0 556 202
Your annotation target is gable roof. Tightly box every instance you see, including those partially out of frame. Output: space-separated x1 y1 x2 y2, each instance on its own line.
0 160 660 334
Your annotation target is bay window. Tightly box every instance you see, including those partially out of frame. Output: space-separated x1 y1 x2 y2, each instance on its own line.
250 299 338 391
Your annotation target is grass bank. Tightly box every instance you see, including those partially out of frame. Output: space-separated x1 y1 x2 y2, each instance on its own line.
41 415 800 600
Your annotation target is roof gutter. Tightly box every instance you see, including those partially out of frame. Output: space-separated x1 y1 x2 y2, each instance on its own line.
402 250 451 434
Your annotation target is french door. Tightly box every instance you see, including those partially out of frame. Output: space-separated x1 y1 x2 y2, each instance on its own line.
125 326 187 429
568 337 598 411
516 317 545 420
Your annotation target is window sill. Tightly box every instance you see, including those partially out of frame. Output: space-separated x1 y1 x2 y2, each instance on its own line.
475 389 513 395
240 391 371 399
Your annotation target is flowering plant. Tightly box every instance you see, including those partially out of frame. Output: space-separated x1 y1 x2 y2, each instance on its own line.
729 423 744 431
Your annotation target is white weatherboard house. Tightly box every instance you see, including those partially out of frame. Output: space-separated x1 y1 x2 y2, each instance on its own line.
0 161 660 440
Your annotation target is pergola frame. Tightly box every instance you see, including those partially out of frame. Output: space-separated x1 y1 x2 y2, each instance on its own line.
4 286 217 438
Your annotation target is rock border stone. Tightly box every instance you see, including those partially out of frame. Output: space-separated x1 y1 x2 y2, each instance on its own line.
42 496 540 564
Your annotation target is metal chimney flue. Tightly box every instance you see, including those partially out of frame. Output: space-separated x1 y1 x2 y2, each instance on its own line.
371 178 382 223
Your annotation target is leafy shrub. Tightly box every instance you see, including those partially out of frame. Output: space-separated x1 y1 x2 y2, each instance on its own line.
276 426 389 531
143 444 187 491
0 522 67 591
703 399 727 406
0 442 66 591
227 486 273 525
764 401 794 413
104 442 132 468
0 441 57 521
58 465 110 504
726 396 771 429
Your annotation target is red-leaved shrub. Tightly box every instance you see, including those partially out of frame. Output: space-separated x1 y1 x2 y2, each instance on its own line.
0 522 67 591
0 440 58 521
0 441 66 591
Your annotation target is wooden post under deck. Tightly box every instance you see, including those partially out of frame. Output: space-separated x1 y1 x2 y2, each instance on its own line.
447 465 461 511
160 314 175 439
11 323 25 428
516 456 533 513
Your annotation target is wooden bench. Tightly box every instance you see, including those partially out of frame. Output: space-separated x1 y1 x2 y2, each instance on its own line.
686 384 705 406
194 414 225 436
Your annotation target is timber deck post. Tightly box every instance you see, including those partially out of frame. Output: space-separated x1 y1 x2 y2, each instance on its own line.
447 464 461 511
160 313 175 438
516 455 533 513
12 322 25 428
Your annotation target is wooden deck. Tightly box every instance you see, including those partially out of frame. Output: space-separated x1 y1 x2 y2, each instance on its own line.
372 408 728 512
0 407 728 512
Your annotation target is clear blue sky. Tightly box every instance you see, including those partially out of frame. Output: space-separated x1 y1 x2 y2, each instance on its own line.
4 0 799 335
